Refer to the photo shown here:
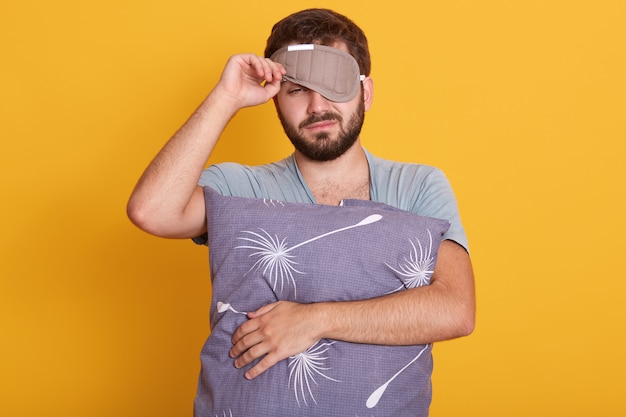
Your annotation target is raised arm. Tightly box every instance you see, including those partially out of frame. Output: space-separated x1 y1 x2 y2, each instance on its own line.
127 55 285 238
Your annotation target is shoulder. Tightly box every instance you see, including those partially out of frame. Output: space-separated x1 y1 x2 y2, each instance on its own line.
366 150 450 202
367 150 442 178
198 157 293 191
197 155 312 202
365 150 469 251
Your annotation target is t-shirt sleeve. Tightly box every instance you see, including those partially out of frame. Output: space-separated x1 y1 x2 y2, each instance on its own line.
194 164 261 245
412 168 468 252
198 163 255 196
193 165 238 245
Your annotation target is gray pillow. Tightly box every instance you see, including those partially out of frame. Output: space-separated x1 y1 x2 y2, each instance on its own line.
195 187 450 417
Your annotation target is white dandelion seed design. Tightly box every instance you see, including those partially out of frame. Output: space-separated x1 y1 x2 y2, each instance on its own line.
216 301 247 315
288 340 340 406
263 198 285 207
215 410 233 417
236 214 382 295
366 344 430 408
386 230 436 292
236 228 304 294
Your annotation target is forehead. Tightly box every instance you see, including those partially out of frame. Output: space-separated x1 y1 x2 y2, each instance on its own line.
270 43 362 103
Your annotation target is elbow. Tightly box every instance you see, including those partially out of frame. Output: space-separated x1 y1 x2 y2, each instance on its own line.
126 197 160 235
127 198 148 229
457 311 475 338
453 302 476 338
126 195 205 239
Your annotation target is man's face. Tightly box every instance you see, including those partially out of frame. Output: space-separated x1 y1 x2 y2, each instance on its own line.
275 84 365 162
272 42 371 162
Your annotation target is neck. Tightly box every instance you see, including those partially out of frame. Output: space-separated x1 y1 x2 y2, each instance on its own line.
295 142 370 205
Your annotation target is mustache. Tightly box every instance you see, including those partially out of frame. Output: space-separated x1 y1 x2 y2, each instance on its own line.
299 113 343 129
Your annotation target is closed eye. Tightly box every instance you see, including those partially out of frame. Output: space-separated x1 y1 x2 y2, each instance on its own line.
282 81 309 95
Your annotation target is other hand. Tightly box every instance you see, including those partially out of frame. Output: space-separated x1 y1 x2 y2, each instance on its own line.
230 301 323 380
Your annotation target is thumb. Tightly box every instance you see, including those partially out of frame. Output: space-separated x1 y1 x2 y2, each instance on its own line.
263 78 283 100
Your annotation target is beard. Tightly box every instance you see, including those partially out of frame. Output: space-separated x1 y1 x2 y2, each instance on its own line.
277 98 365 162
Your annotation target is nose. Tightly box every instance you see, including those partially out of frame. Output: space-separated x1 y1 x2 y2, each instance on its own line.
307 91 331 114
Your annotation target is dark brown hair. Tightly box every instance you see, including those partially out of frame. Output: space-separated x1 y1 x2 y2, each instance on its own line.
265 8 371 76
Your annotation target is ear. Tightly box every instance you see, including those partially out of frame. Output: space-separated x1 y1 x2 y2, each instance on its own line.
362 76 374 111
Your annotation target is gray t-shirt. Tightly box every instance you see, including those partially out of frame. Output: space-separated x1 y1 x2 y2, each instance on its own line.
198 148 468 251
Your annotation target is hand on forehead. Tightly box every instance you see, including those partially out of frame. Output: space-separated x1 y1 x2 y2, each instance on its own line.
270 44 365 102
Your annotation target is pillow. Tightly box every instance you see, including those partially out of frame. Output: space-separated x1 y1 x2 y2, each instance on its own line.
195 187 450 417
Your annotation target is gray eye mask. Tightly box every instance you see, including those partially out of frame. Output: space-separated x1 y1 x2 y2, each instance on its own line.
270 44 365 103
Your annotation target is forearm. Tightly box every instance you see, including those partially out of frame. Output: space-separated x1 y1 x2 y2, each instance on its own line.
127 90 239 237
316 240 475 345
128 54 285 238
317 282 472 345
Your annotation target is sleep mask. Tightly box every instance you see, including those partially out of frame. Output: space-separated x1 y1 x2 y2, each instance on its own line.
270 44 366 103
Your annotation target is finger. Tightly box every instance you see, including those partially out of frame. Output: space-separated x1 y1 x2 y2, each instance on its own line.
263 79 282 98
230 329 264 359
231 319 258 347
233 339 269 369
264 58 286 82
249 57 285 84
254 57 283 82
247 301 278 319
253 56 271 80
245 56 275 83
244 351 280 380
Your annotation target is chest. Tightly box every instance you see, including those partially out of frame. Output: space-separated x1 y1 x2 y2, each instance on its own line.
310 179 370 206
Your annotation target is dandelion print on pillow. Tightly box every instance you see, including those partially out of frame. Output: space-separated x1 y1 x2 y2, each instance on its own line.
194 187 450 417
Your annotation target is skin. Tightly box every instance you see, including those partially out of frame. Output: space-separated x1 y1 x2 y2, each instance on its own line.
276 80 365 162
127 54 286 238
127 42 475 381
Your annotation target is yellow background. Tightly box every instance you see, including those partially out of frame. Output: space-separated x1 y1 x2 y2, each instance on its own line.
2 0 625 415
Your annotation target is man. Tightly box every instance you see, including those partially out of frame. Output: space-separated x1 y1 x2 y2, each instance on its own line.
128 8 474 416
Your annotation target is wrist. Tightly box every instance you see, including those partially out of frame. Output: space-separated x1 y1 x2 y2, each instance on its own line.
310 301 336 341
201 87 242 118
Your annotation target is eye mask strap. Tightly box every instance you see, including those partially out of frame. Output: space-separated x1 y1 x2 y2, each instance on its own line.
270 44 364 102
